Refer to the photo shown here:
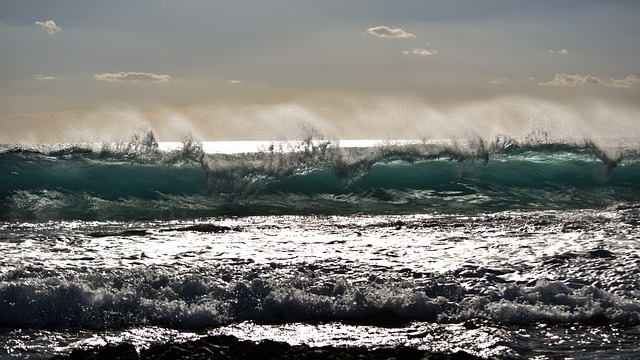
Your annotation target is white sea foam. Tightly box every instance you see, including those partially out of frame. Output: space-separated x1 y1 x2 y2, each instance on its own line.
1 211 639 331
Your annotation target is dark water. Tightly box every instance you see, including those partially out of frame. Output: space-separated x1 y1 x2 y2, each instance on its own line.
1 136 639 358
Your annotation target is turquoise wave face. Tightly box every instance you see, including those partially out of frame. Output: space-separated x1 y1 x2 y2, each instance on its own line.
1 139 639 220
1 159 208 199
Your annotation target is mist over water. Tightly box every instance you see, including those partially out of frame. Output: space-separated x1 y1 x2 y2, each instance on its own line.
3 96 640 148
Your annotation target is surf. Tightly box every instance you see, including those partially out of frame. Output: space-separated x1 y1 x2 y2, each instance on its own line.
1 132 639 220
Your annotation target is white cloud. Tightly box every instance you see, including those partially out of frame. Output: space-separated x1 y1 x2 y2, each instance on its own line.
35 20 61 35
608 75 640 89
33 74 55 80
540 73 640 88
539 73 602 87
403 48 437 56
367 25 415 38
489 78 508 85
549 49 569 55
94 72 171 83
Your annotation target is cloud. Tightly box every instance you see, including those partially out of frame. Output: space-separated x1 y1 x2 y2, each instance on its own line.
540 73 640 88
94 72 171 83
539 73 602 87
33 74 55 80
35 20 61 35
403 48 437 56
367 25 415 38
608 75 640 89
489 78 508 85
549 49 569 55
217 76 242 85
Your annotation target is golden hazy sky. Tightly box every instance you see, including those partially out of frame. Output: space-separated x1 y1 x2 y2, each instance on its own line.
1 1 639 142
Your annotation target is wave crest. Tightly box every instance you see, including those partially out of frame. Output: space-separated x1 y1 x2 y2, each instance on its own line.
2 133 640 220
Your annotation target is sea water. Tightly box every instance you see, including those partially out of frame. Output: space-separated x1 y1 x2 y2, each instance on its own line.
1 134 639 359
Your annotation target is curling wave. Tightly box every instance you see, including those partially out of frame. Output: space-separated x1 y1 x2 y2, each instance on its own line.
1 134 640 220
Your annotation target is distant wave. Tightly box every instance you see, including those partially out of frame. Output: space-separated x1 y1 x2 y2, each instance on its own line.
1 133 639 220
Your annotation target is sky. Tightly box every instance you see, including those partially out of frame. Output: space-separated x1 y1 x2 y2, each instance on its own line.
1 0 639 142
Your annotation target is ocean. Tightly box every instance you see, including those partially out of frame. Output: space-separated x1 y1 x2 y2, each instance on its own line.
1 133 639 359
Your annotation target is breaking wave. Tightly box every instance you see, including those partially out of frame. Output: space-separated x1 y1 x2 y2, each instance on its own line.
1 257 639 330
1 132 639 220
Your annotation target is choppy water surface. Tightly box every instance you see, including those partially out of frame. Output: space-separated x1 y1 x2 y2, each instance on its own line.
1 210 639 359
